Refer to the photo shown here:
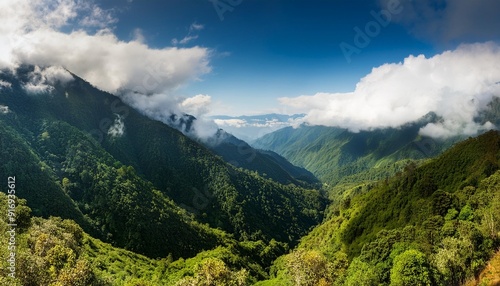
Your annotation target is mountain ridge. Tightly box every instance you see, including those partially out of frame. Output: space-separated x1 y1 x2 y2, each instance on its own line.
0 65 326 259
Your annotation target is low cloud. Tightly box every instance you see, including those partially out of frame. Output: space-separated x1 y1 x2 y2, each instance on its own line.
121 92 219 139
215 118 294 129
214 119 247 128
280 43 500 138
22 66 74 94
212 114 305 140
107 114 125 137
180 94 212 117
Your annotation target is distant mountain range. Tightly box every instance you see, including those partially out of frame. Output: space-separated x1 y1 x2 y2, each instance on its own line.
253 108 500 186
210 113 305 141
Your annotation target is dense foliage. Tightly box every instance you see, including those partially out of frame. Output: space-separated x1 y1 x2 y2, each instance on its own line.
2 65 500 285
261 131 500 285
0 192 292 285
0 66 326 260
210 132 319 187
253 123 459 186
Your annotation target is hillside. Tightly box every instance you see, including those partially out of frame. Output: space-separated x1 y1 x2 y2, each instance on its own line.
209 130 319 187
0 192 290 285
3 64 500 286
0 65 326 260
260 130 500 285
253 122 459 186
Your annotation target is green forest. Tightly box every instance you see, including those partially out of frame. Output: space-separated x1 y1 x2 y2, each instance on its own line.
1 66 500 285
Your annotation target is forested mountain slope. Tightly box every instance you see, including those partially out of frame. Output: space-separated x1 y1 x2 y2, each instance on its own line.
0 66 326 260
253 122 459 186
261 130 500 285
209 130 319 187
0 192 289 285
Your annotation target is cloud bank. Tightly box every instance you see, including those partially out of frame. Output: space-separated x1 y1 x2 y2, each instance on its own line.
1 0 210 94
280 43 500 138
122 92 219 140
1 0 216 137
22 66 74 94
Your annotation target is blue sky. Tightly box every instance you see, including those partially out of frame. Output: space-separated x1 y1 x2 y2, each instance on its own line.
98 0 438 115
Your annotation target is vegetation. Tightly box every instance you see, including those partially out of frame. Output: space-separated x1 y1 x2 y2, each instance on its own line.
261 131 500 285
210 131 319 187
253 123 458 186
0 66 326 259
0 192 289 285
2 65 500 285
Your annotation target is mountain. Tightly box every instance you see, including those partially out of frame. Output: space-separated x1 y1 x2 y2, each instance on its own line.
208 130 319 186
0 65 326 260
4 65 500 285
259 130 500 285
253 120 460 186
0 192 289 285
211 113 305 141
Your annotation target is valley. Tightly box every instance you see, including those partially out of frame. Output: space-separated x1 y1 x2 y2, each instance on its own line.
1 65 500 285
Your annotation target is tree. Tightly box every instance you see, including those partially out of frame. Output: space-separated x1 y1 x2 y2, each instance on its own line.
390 249 432 286
343 258 379 286
285 250 337 286
432 237 473 286
175 258 248 286
458 205 474 221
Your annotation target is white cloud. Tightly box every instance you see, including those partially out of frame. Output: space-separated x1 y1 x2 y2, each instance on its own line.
419 120 495 139
180 94 212 117
0 80 12 89
191 118 219 140
79 4 117 29
108 114 125 137
172 35 199 46
172 22 204 46
280 43 500 138
215 118 293 129
15 30 210 95
0 0 211 96
214 119 247 128
41 65 74 84
132 28 145 43
212 114 305 140
190 23 204 32
121 92 219 139
22 65 74 94
0 0 215 140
